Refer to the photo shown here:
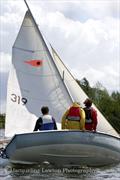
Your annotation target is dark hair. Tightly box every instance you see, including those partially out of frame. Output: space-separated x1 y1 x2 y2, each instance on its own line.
41 106 49 115
84 98 92 107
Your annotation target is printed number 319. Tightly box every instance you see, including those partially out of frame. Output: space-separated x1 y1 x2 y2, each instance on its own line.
11 94 27 105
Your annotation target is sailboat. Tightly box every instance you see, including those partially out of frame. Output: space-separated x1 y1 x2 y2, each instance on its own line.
2 0 120 166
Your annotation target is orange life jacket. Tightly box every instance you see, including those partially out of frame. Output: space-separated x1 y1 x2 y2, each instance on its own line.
67 106 81 121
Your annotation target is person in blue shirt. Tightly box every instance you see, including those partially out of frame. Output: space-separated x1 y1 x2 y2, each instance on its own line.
33 106 57 131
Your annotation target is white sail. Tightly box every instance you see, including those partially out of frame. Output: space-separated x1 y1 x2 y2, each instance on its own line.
5 11 72 137
51 47 119 138
5 8 119 138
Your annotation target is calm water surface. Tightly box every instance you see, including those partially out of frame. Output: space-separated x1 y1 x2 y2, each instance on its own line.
0 129 120 180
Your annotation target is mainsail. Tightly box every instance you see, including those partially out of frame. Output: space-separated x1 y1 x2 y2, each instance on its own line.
5 10 72 137
5 7 119 138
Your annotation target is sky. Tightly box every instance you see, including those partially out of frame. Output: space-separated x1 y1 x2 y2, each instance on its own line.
0 0 120 113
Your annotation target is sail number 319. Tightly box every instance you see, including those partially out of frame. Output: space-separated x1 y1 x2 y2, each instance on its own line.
11 94 27 105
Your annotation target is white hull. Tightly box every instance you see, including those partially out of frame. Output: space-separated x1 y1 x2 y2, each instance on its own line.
4 131 120 166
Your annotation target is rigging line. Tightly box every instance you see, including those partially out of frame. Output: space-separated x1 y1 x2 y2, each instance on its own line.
42 50 68 109
39 38 62 103
41 35 73 109
51 47 74 102
50 46 74 103
34 26 66 107
51 46 78 84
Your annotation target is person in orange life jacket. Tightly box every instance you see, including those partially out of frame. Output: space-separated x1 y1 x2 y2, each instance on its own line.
61 102 85 130
83 98 98 131
33 106 57 131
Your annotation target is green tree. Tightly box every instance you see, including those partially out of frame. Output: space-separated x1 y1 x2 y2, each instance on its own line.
78 78 120 133
0 114 5 129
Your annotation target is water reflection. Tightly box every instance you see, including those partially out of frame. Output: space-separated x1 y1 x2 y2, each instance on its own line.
0 157 120 180
1 162 98 180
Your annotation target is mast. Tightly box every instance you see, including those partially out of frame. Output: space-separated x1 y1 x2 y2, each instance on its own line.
24 0 30 10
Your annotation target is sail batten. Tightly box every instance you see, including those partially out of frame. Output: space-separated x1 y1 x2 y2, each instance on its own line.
13 46 35 53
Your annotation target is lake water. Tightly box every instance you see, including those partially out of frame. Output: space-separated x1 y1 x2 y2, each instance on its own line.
0 129 120 180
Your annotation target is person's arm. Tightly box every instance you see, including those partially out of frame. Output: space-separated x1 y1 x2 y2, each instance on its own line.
33 117 42 131
92 109 98 131
61 109 69 129
52 117 57 130
79 108 85 130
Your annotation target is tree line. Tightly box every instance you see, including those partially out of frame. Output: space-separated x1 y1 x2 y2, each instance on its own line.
0 114 5 129
77 77 120 133
0 78 120 133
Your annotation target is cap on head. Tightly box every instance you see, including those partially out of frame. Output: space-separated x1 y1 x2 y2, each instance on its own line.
84 98 92 107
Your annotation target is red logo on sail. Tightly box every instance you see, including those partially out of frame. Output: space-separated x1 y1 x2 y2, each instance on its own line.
24 60 43 67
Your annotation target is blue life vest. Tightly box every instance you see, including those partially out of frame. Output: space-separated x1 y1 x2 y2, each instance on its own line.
39 115 55 130
40 123 54 130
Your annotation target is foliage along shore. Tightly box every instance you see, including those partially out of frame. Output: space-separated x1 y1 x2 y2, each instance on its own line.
77 78 120 133
0 78 120 133
0 114 5 129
